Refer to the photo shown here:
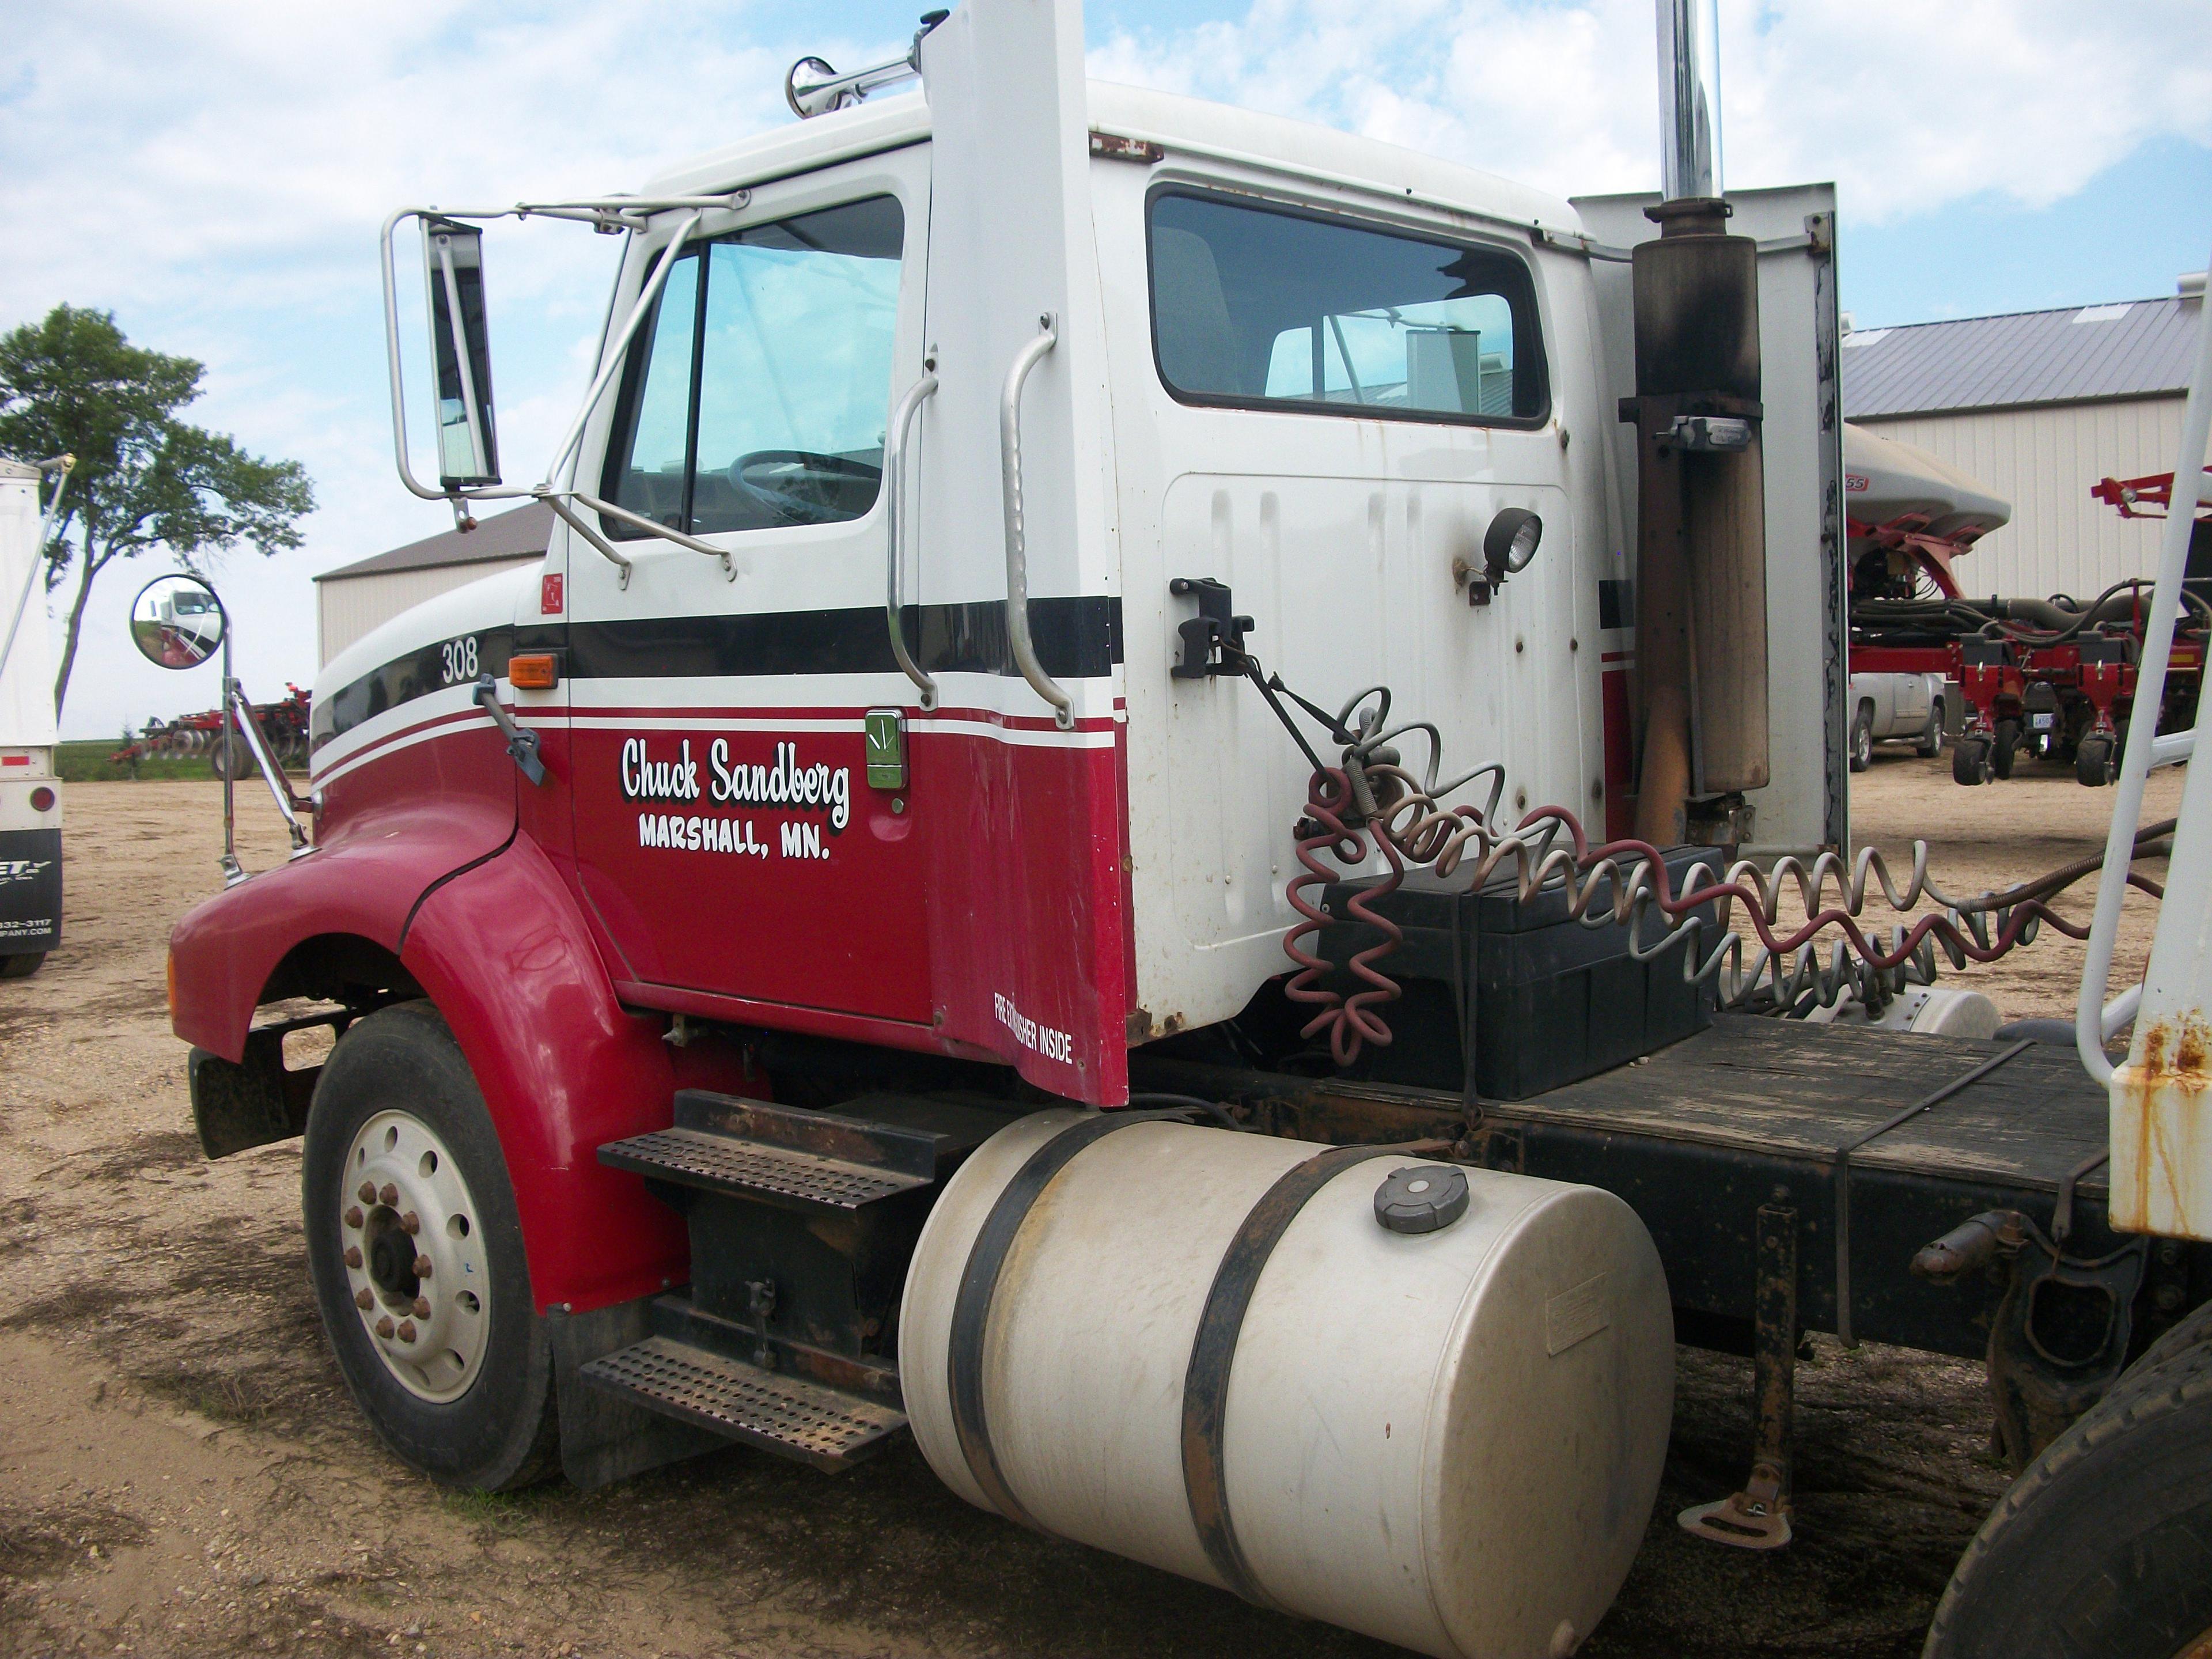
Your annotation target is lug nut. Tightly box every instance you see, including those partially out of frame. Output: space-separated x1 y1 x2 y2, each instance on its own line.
358 1183 376 1205
378 1183 399 1207
402 1212 420 1236
344 1246 363 1268
412 1297 431 1319
355 1289 374 1310
396 1320 417 1344
343 1206 363 1229
374 1316 395 1339
412 1255 432 1278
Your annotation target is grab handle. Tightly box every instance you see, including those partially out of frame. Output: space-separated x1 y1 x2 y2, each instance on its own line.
999 315 1074 730
885 369 940 707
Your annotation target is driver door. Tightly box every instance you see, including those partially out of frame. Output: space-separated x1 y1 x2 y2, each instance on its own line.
562 144 934 1027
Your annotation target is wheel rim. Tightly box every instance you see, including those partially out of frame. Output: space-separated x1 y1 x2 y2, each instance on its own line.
338 1110 493 1403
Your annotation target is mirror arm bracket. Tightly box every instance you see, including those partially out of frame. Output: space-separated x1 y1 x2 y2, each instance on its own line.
565 488 737 579
537 491 632 589
474 674 547 785
226 682 312 853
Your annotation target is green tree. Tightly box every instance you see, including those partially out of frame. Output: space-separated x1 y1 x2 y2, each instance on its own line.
0 305 314 716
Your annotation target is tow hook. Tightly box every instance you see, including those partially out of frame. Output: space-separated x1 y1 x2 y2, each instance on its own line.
474 673 546 785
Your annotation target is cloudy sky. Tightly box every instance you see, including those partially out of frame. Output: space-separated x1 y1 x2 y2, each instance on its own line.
5 0 2209 738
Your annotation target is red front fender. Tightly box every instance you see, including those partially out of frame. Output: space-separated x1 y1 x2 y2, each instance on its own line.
397 834 748 1312
168 799 516 1060
169 815 747 1314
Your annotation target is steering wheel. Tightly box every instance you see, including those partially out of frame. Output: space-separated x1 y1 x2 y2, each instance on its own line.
727 450 882 526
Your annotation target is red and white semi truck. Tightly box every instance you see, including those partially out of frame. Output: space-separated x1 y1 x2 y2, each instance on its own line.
151 2 2212 1654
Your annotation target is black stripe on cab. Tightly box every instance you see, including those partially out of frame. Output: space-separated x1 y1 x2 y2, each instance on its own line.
319 597 1123 745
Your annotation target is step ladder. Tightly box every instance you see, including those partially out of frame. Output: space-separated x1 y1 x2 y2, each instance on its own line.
581 1089 1012 1472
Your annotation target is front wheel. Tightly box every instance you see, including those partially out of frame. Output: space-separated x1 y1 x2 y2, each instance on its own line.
1953 738 1991 786
1850 706 1875 772
0 952 44 980
304 1001 557 1490
209 732 252 780
1924 1312 2212 1658
2077 738 2116 787
1992 719 2020 780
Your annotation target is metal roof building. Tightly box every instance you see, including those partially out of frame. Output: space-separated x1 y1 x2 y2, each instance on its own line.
1842 279 2207 601
312 501 552 665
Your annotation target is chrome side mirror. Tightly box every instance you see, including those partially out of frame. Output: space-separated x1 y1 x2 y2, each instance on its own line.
422 218 501 488
129 574 225 669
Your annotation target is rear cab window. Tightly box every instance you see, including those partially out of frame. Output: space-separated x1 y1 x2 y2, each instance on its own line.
1147 188 1547 426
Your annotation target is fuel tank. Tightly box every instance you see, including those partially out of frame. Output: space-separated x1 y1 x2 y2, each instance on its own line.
899 1112 1673 1658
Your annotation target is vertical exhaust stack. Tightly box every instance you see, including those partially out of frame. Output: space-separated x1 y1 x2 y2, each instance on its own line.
1630 0 1769 849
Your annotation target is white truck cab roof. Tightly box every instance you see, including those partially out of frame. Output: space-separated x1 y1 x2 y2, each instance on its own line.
641 82 1584 243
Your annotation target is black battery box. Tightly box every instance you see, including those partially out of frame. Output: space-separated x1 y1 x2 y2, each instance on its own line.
1315 844 1718 1100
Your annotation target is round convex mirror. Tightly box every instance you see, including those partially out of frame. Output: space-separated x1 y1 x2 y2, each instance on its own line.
129 574 225 669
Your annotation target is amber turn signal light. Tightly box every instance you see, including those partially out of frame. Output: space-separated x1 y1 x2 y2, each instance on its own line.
508 653 559 690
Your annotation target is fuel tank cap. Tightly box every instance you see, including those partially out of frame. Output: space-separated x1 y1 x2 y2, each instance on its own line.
1373 1164 1469 1234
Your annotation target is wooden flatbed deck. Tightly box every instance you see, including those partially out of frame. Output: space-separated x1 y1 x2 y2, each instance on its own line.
1518 1016 2109 1200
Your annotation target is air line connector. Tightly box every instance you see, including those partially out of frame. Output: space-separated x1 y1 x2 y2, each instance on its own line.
1169 577 1255 678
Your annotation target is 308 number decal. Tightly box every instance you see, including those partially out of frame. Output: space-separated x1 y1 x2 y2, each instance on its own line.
439 635 480 685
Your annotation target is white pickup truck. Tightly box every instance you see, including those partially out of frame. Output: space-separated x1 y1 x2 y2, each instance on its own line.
1847 668 1950 770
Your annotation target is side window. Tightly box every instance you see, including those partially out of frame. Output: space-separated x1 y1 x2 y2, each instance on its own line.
602 195 904 539
1148 190 1547 425
612 251 700 534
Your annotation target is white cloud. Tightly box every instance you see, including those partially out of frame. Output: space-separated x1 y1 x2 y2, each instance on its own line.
1092 0 2212 222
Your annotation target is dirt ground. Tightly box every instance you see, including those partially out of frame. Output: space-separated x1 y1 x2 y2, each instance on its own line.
0 751 2186 1659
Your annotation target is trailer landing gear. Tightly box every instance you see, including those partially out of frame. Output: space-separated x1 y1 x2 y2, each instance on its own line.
1679 1200 1798 1550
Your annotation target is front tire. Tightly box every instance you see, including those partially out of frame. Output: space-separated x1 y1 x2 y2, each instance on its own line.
0 952 44 980
1850 704 1874 772
304 1001 557 1490
2077 738 2116 787
1992 718 2020 780
1925 1309 2212 1658
209 732 251 780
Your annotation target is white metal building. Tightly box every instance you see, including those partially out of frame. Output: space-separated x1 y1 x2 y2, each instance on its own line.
1842 275 2207 602
313 502 551 666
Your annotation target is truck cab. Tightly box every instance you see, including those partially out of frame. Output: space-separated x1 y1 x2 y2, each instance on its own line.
158 4 1883 1654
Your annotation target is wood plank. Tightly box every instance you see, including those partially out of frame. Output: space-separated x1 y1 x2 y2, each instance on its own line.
1500 1017 2109 1195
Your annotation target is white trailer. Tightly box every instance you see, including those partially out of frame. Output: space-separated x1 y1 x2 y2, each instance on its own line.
0 457 65 978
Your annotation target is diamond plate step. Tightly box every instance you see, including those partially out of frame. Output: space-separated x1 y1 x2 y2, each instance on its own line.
578 1335 907 1472
598 1127 930 1210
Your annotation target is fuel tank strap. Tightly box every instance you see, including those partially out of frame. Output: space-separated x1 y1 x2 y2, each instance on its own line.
1180 1142 1406 1612
945 1109 1182 1535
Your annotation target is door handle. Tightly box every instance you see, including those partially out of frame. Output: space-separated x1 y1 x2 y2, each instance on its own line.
885 368 939 708
999 314 1074 730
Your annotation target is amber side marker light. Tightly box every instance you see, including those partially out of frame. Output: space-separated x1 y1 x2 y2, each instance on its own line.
508 653 560 690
